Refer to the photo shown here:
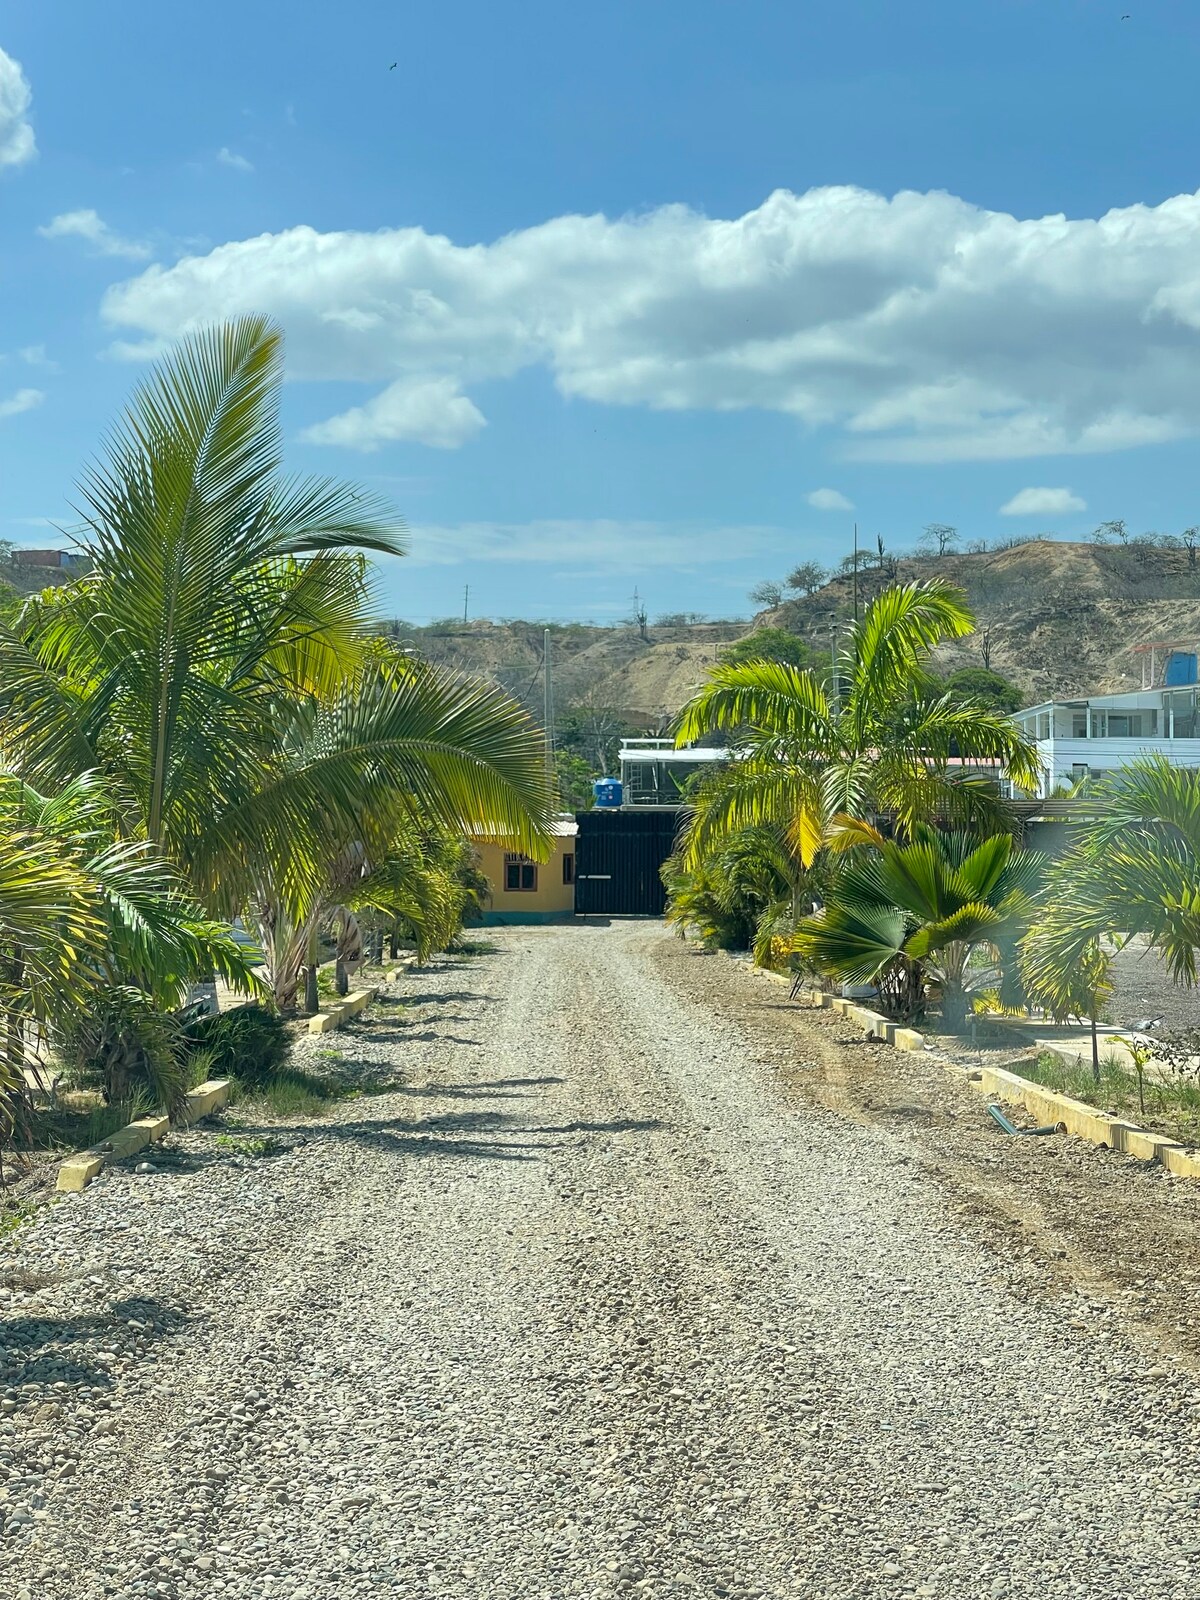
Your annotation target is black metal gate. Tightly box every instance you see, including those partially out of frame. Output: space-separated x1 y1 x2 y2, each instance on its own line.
573 809 681 917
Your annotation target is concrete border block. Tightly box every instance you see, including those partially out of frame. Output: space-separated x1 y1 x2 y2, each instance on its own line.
307 986 379 1035
968 1061 1200 1177
56 1079 231 1193
1116 1127 1184 1163
182 1079 232 1124
56 1153 106 1193
1161 1145 1200 1179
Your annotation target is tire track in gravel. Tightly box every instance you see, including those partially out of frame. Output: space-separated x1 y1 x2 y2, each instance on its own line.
6 924 1200 1600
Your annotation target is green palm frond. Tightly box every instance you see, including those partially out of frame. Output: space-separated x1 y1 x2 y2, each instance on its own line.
670 580 1036 875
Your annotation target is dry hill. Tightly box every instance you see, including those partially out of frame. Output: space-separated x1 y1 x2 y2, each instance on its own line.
393 537 1200 725
773 538 1200 702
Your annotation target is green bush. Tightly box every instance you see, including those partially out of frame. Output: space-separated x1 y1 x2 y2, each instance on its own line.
186 1003 291 1089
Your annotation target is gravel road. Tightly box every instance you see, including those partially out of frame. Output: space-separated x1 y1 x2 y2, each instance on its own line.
2 922 1199 1600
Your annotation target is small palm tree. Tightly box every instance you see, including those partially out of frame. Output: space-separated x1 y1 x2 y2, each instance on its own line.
674 580 1039 867
0 771 258 1133
1023 756 1200 1035
225 655 555 1009
792 828 1044 1028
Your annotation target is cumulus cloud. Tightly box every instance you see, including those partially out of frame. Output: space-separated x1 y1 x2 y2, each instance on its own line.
806 487 854 512
0 388 44 419
1000 486 1087 517
217 147 254 173
0 47 34 169
301 378 486 450
98 184 1200 459
39 209 151 261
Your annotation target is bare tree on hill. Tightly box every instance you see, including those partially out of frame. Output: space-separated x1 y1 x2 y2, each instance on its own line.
919 523 960 557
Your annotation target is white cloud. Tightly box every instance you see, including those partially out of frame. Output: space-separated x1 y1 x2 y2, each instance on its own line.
301 378 485 450
999 486 1087 517
39 209 151 261
217 147 254 173
0 388 44 419
806 487 854 512
0 47 34 169
18 344 57 371
401 519 794 572
99 184 1200 460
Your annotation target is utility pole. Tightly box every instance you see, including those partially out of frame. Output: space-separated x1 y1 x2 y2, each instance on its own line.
543 626 554 784
463 584 469 624
852 522 859 623
830 620 839 710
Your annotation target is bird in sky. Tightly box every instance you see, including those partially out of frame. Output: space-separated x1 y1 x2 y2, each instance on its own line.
389 61 398 69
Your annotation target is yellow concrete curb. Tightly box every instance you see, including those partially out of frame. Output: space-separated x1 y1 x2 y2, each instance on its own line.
308 986 378 1035
56 1079 231 1193
969 1062 1200 1178
757 969 926 1052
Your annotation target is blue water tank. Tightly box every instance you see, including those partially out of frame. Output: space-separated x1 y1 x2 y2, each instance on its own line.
593 778 623 808
1165 652 1198 687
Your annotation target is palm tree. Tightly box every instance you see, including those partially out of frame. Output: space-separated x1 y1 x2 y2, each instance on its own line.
1023 756 1200 1021
0 316 404 884
674 581 1040 868
0 320 554 995
216 653 555 1009
792 827 1044 1027
0 770 259 1132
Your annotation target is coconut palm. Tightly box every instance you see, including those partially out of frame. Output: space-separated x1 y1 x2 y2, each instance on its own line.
792 827 1044 1027
674 581 1040 868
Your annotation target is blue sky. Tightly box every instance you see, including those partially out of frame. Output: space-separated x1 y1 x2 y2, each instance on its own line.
4 1 1200 622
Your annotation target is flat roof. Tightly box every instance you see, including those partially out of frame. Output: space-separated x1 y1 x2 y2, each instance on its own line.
618 744 730 763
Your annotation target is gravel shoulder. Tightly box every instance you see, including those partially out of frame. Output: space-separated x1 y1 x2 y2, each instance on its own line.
2 923 1199 1600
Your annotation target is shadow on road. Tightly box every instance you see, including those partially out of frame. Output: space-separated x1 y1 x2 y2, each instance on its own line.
3 1296 186 1391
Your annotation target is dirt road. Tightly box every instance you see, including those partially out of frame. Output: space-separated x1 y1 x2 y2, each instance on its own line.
3 923 1199 1599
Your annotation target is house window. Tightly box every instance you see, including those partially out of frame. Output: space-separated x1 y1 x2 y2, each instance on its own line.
562 851 575 885
504 853 537 892
1072 713 1088 738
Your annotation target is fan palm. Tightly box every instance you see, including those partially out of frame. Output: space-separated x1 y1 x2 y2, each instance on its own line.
792 827 1044 1027
674 581 1040 867
1023 756 1200 1002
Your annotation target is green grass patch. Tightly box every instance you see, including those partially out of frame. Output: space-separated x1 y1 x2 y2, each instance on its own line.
1021 1049 1200 1145
28 1094 151 1153
447 938 498 957
0 1201 37 1242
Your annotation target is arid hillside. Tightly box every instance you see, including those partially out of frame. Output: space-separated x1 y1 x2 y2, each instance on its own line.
774 538 1200 701
389 617 746 726
394 537 1200 723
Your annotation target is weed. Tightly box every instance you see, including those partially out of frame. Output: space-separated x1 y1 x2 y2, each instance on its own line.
1023 1048 1200 1143
448 938 498 957
31 1095 152 1153
0 1201 37 1242
213 1133 284 1159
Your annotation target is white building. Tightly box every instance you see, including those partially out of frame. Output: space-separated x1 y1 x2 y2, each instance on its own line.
617 738 729 806
1015 660 1200 798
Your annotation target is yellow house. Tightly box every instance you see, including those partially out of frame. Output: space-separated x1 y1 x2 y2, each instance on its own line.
472 816 578 924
